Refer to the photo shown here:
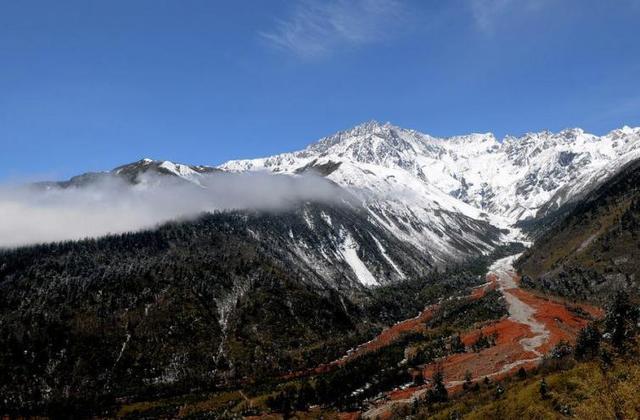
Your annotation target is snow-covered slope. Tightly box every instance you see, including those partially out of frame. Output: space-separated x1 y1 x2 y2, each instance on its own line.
221 121 640 263
36 121 640 285
112 158 221 186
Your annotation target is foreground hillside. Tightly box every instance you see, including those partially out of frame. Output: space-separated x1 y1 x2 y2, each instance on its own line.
417 330 640 419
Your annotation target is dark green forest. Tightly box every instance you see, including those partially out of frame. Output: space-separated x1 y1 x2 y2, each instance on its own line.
0 202 512 417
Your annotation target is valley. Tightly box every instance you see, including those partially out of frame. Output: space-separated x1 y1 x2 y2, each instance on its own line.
105 249 605 419
301 254 602 419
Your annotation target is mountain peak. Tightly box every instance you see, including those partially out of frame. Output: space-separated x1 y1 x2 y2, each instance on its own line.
351 119 393 131
336 120 402 139
304 120 399 154
608 125 639 138
558 127 585 138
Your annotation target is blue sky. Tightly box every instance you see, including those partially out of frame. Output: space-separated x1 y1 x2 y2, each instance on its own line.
1 0 639 181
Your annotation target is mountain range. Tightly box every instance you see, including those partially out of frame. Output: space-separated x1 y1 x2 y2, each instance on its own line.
39 121 640 284
2 121 640 418
222 121 640 225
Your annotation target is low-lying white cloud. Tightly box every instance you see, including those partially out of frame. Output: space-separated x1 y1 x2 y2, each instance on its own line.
0 172 344 248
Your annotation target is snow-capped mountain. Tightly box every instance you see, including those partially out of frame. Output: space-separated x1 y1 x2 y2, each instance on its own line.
116 155 503 280
113 158 220 183
220 121 640 265
32 121 640 286
38 158 221 189
221 121 640 222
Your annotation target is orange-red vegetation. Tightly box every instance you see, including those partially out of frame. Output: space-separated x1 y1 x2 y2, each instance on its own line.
284 304 441 379
352 305 437 358
423 318 538 384
420 275 601 388
507 288 600 353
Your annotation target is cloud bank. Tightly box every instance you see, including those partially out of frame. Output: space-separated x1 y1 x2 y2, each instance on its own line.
0 172 344 248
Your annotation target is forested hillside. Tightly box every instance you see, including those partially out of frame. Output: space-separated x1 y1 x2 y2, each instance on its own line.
517 158 640 303
0 203 497 417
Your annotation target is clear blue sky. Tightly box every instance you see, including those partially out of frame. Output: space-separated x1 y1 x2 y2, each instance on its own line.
1 0 639 181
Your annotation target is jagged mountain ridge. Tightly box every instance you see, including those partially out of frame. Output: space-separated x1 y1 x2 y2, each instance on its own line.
221 121 640 222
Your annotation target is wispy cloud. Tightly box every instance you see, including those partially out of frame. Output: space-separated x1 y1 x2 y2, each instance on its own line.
261 0 405 58
469 0 548 33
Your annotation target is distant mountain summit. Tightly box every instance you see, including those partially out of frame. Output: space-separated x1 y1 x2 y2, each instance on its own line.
221 121 640 222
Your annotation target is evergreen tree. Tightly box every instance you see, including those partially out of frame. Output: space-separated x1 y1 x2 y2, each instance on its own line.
413 370 425 386
411 396 419 414
575 324 601 360
605 290 639 353
539 378 549 400
426 368 448 403
450 334 466 353
295 381 314 411
472 331 493 352
517 366 527 380
463 370 473 391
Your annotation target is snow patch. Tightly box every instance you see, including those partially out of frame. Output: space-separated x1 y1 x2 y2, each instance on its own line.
320 211 333 226
339 233 378 286
370 234 405 278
